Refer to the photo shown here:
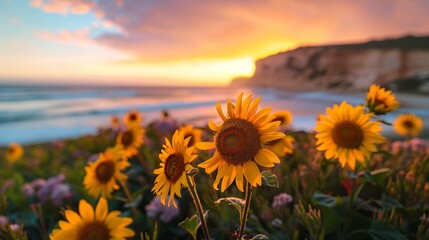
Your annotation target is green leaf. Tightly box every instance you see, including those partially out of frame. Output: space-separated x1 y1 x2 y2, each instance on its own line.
250 234 269 239
178 214 200 240
358 170 374 184
261 171 279 188
215 197 245 222
368 222 407 240
377 194 403 209
370 168 391 187
319 206 340 234
313 191 337 207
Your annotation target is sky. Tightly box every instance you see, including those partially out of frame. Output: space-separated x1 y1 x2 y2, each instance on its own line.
0 0 428 86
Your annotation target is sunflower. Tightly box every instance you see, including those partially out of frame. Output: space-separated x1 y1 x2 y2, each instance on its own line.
50 197 134 240
393 113 423 137
366 84 399 115
273 110 293 128
124 109 142 127
152 130 197 207
84 147 130 198
315 101 385 170
116 126 144 157
5 143 23 163
266 136 294 158
179 124 202 148
196 93 285 192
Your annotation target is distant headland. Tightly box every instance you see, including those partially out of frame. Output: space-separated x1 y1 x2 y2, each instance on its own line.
231 35 429 93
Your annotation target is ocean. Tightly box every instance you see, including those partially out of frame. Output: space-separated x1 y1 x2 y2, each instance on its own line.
0 85 428 146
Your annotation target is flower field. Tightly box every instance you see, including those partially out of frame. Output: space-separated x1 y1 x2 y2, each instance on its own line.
0 86 428 240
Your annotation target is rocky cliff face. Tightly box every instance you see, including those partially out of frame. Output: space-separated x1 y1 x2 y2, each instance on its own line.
245 36 429 91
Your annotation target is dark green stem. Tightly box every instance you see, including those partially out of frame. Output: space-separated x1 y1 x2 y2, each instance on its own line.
238 182 253 240
342 171 358 239
186 175 210 240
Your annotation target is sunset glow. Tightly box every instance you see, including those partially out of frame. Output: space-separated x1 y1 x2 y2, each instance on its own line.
1 0 428 86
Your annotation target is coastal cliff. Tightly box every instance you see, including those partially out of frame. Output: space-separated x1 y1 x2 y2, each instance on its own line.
239 36 429 91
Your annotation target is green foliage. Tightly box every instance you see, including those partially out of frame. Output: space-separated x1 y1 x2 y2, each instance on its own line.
0 124 428 240
178 214 200 240
261 171 279 188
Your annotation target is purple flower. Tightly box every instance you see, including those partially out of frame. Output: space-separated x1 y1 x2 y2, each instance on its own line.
145 196 179 223
87 154 100 163
21 183 35 197
0 216 8 228
51 184 72 206
409 138 429 152
23 174 72 206
9 224 20 232
152 118 179 138
1 179 15 192
272 193 293 208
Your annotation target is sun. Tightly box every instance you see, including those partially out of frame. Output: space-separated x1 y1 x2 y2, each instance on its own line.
315 101 385 170
196 93 285 192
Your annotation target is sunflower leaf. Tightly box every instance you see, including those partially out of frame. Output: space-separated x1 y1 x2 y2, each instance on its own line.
261 171 279 188
215 197 245 223
178 214 200 240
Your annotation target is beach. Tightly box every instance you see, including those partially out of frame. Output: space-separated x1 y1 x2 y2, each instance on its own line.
0 85 428 146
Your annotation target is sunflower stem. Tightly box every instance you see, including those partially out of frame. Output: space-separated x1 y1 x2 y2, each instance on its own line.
238 182 253 240
342 169 358 239
186 175 211 240
120 180 140 228
120 180 134 202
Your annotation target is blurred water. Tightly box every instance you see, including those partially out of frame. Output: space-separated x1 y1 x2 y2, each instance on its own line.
0 85 427 145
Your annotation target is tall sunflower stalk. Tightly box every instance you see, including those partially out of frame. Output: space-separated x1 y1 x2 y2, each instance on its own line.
315 101 385 237
152 130 210 240
197 93 285 239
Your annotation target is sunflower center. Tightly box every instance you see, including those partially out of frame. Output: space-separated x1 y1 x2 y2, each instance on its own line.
121 131 134 147
95 161 115 183
129 113 137 121
8 147 15 154
216 118 260 165
185 133 194 147
79 222 110 240
332 121 364 149
373 98 388 111
402 120 414 129
164 153 185 183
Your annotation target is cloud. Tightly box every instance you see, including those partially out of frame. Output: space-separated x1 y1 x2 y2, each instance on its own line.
31 0 94 14
31 0 429 61
37 28 91 45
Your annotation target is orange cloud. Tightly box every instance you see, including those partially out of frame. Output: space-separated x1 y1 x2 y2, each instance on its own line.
37 28 92 45
32 0 429 62
31 0 94 14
